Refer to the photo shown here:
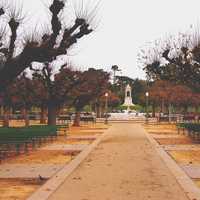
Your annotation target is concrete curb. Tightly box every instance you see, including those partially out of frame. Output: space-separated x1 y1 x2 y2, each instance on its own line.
145 130 200 200
27 128 109 200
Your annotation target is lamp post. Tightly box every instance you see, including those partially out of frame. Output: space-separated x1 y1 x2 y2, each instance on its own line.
145 92 149 124
105 92 109 124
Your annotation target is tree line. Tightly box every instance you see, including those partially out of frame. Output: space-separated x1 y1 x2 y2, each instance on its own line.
0 66 113 127
139 27 200 117
0 0 113 126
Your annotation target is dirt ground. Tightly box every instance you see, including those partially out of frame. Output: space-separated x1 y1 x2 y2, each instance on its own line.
4 120 43 127
194 180 200 188
144 124 178 135
55 137 93 145
145 123 200 161
0 178 45 200
144 123 194 145
67 131 102 136
69 124 108 130
156 138 195 145
149 130 178 135
144 124 177 130
168 150 200 165
5 150 73 164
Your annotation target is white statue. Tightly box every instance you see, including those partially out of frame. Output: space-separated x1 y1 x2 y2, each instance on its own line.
123 84 135 110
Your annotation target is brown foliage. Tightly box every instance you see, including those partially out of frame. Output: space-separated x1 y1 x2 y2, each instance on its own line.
149 80 199 107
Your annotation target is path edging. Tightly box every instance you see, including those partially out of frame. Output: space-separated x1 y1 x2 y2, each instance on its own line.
27 129 109 200
144 128 200 200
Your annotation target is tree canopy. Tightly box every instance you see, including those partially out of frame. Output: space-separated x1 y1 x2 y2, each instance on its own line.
0 0 97 91
139 30 200 91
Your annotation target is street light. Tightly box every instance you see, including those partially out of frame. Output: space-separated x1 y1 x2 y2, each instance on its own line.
145 92 149 124
105 92 109 124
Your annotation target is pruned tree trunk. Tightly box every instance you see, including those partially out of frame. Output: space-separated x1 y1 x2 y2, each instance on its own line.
40 106 47 124
73 108 81 127
21 107 29 127
96 104 101 118
195 106 199 113
99 105 103 118
48 103 57 125
56 106 62 116
161 99 165 113
24 109 29 127
168 104 172 123
183 105 188 114
152 102 156 117
0 105 3 116
3 106 9 127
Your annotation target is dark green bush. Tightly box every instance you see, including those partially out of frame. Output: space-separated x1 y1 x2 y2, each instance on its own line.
0 125 59 143
177 123 200 132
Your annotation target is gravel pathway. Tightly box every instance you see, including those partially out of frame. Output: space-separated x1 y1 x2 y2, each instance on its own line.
48 123 189 200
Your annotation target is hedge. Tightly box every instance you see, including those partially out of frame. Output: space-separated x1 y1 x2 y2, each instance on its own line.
0 125 68 160
177 123 200 132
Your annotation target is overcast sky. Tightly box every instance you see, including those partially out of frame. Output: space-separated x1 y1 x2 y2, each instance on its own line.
19 0 200 79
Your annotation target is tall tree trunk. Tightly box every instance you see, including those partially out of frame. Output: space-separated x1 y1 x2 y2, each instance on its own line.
195 106 199 113
168 103 172 123
73 108 81 127
96 104 101 118
56 106 61 116
24 109 29 127
0 105 3 116
21 107 29 127
48 103 57 125
40 105 47 124
183 105 188 114
161 99 165 113
152 102 156 117
3 106 9 127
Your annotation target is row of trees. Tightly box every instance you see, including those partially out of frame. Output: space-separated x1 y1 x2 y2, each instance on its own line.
139 27 200 115
0 66 112 127
148 80 200 116
139 29 200 90
0 0 115 127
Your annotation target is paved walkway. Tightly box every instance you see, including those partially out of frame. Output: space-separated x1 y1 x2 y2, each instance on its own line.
48 123 189 200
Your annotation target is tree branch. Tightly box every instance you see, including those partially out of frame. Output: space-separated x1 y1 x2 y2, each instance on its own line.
0 8 4 16
58 20 92 53
8 18 19 59
47 0 64 48
0 1 95 92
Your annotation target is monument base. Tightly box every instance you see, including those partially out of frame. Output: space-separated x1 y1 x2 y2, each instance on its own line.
123 84 135 112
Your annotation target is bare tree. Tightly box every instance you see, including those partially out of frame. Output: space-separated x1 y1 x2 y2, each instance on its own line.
139 29 200 90
0 0 97 91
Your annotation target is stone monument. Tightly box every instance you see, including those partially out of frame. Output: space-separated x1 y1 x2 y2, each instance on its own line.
123 84 135 110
